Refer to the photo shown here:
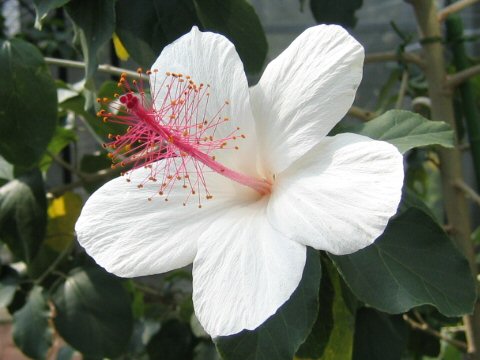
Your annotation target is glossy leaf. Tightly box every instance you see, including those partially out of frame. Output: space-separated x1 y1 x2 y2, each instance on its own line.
80 152 117 193
116 0 267 74
331 208 476 317
309 0 363 28
66 0 115 79
0 266 20 307
32 0 71 28
215 248 321 360
39 126 77 171
116 0 198 68
46 192 82 252
12 286 53 360
320 262 355 360
53 266 134 358
0 169 46 263
356 110 454 154
193 0 268 74
296 258 334 359
0 39 57 167
352 308 407 360
28 192 82 278
147 319 194 360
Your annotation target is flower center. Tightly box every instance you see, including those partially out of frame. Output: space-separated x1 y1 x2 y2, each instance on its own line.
97 69 271 207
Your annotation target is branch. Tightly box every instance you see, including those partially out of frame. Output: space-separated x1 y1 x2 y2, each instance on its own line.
403 314 468 351
347 105 376 121
44 57 141 79
455 179 480 207
438 0 480 22
365 51 425 68
395 70 409 109
447 64 480 89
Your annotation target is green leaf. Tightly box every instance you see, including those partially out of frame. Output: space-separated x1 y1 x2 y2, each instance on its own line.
352 308 407 360
0 266 20 307
319 261 355 360
116 0 198 68
215 248 321 360
39 126 77 171
0 39 57 168
356 110 454 154
12 286 53 360
331 208 476 317
147 319 194 360
296 258 334 359
80 152 116 193
193 0 267 74
0 169 46 263
32 0 71 28
53 266 134 358
29 192 82 278
66 0 115 79
309 0 363 28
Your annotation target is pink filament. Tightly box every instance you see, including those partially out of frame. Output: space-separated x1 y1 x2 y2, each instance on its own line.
100 71 271 202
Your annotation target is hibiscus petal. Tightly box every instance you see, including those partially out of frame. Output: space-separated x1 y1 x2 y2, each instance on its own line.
75 164 243 277
268 133 404 255
150 27 257 175
251 25 364 174
192 200 306 337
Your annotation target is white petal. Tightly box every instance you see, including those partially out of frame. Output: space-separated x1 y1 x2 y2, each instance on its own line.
150 27 257 175
192 200 306 337
268 133 404 255
75 164 244 277
251 25 364 174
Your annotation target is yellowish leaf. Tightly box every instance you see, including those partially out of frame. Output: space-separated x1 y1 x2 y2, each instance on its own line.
113 33 129 61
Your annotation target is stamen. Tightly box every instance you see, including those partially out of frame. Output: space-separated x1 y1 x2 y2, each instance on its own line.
99 70 271 205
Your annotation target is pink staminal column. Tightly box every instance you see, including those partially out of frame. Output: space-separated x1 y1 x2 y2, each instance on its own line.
98 70 272 206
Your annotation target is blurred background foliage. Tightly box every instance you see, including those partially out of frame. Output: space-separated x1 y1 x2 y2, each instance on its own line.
0 0 480 359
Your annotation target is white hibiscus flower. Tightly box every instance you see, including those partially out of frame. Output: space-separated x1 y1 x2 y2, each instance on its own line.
75 25 404 338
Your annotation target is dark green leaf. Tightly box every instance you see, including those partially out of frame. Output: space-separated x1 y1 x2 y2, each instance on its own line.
331 208 476 317
408 326 441 357
80 152 116 193
352 308 407 360
147 319 194 360
193 0 268 74
53 266 134 358
66 0 115 79
0 169 46 263
0 266 20 307
0 39 57 167
215 248 321 360
320 261 355 360
116 0 198 68
39 126 77 171
309 0 363 28
32 0 71 28
60 93 125 141
12 286 53 360
356 110 454 154
296 257 334 358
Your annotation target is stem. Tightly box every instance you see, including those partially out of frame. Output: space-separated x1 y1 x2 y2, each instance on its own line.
395 70 409 109
403 314 468 351
447 15 480 190
365 51 425 68
410 1 480 358
438 0 480 22
447 64 480 89
455 179 480 207
347 105 376 121
45 57 141 79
